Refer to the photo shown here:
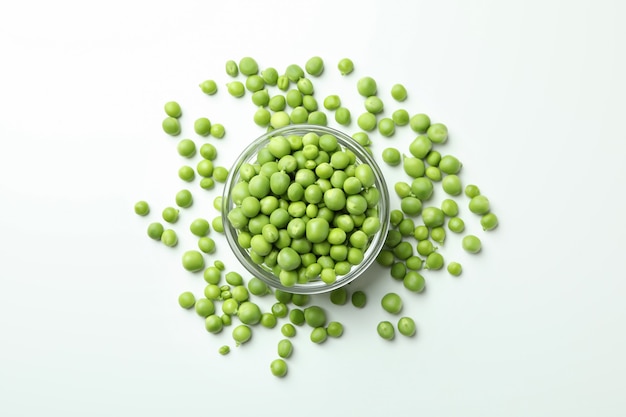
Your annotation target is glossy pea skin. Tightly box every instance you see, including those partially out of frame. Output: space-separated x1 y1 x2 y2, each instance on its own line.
178 291 195 309
337 58 354 75
277 339 294 358
134 201 149 216
409 135 432 159
390 262 406 280
377 321 395 340
357 76 377 97
442 174 462 196
210 123 225 138
391 84 408 101
406 256 423 270
364 96 384 114
305 56 324 76
239 57 259 75
481 213 499 231
403 271 425 292
465 184 481 198
425 252 444 270
270 359 288 377
199 143 217 160
219 345 230 355
237 301 262 325
177 139 196 158
462 235 482 254
397 317 416 337
403 155 425 178
427 123 448 143
392 109 410 126
175 189 193 208
469 195 490 215
431 227 446 244
182 250 205 272
351 290 366 308
447 261 462 276
323 95 341 110
161 229 178 247
205 315 223 333
382 148 401 166
199 79 217 95
162 117 181 136
376 249 394 266
421 207 445 228
203 266 221 284
439 155 462 175
260 312 277 329
227 81 245 97
232 325 252 346
195 298 215 317
381 293 403 314
190 218 210 236
448 217 465 233
357 112 377 131
441 199 459 217
401 196 422 216
164 101 182 118
248 277 270 296
261 67 279 85
335 107 351 126
330 287 348 305
378 118 395 137
225 60 238 77
410 113 431 133
304 306 326 328
285 64 305 82
147 222 164 240
310 327 328 344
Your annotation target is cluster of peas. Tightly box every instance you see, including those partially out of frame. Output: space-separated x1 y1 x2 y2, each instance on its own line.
135 55 499 376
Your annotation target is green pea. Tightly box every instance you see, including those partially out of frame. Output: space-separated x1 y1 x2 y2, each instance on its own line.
465 184 481 198
272 302 288 318
392 109 410 126
402 155 425 178
381 292 402 314
337 58 354 75
270 111 290 129
327 321 344 338
376 249 394 266
281 323 296 338
390 262 407 280
425 166 442 182
378 118 395 137
303 305 326 327
417 240 436 256
161 229 178 247
305 56 324 76
254 108 271 127
389 209 404 227
469 195 490 214
431 226 446 244
422 207 445 228
162 101 179 118
297 78 314 95
199 143 217 160
290 106 309 124
426 150 442 167
397 317 416 337
442 174 462 196
384 230 402 248
427 123 448 143
178 291 195 309
175 189 193 208
147 222 164 240
462 235 482 254
134 200 149 216
357 76 377 97
195 298 215 317
205 315 223 334
199 80 217 95
310 327 328 344
382 148 401 166
404 271 426 292
335 107 351 126
182 250 204 272
177 139 196 158
225 59 239 77
409 135 432 159
330 287 348 305
277 339 294 359
308 111 327 125
406 256 423 270
162 117 180 136
323 94 341 110
441 199 459 217
239 57 258 75
270 359 288 377
364 96 384 114
260 312 277 329
227 81 245 97
425 252 444 270
377 321 395 340
398 218 415 236
190 218 210 236
411 177 434 201
400 196 422 216
261 67 279 85
410 113 430 133
357 112 377 131
351 290 366 308
212 216 224 233
447 261 462 276
218 345 230 355
276 75 289 91
236 301 261 325
203 266 221 284
481 213 499 231
448 217 465 233
285 64 305 82
414 225 429 241
232 325 252 346
391 84 408 101
210 123 225 138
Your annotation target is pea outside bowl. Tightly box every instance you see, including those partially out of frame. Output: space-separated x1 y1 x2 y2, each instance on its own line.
222 124 390 294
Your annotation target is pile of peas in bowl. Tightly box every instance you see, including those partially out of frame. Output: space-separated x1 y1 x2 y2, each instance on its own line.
223 125 390 294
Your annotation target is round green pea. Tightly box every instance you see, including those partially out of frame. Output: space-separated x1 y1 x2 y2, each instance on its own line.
232 325 252 346
447 261 462 276
469 195 491 214
462 235 482 254
481 213 499 231
147 222 164 240
382 148 401 166
378 118 395 137
177 139 196 158
404 271 425 292
178 291 195 309
392 109 410 126
357 76 377 97
305 56 324 76
397 317 416 337
403 155 425 178
337 58 354 75
199 79 217 95
225 59 238 77
381 293 402 314
270 359 288 377
427 123 448 143
134 201 149 216
442 174 462 196
182 250 204 272
310 327 328 344
260 312 277 329
335 107 351 125
377 321 395 340
195 298 215 317
205 315 223 334
465 184 481 198
351 291 366 308
199 143 217 160
175 189 193 208
409 135 432 159
425 252 444 270
190 218 210 236
327 321 344 338
441 199 459 217
161 229 178 247
164 101 182 118
410 113 430 133
194 117 211 136
357 112 377 131
162 117 180 136
227 81 245 97
262 67 279 85
210 123 225 138
448 217 465 233
391 84 407 101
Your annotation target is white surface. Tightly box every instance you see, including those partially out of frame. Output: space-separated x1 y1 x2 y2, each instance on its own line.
1 0 625 416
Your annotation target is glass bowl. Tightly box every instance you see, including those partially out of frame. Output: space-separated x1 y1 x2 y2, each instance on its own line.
222 124 390 294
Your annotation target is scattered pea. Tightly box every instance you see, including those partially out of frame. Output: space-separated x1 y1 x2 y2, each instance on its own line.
305 56 324 76
481 213 499 231
219 345 230 355
462 235 482 254
162 117 181 136
397 317 416 337
199 80 217 95
225 60 239 77
337 58 354 75
147 222 164 240
232 324 252 346
447 261 462 276
381 293 402 314
134 201 149 216
161 229 178 247
310 327 328 344
227 81 245 97
469 195 490 214
377 321 394 340
178 291 195 309
390 84 407 101
270 358 288 377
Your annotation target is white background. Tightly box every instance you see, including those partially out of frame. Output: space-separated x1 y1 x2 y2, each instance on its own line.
1 0 625 416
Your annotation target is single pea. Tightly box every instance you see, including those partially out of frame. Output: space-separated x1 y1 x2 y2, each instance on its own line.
403 155 425 178
390 262 407 280
398 218 415 237
417 240 436 256
448 217 465 233
431 227 446 244
203 266 221 284
324 321 343 338
441 199 459 217
393 241 413 260
270 358 288 377
277 339 294 359
204 284 221 300
232 325 252 346
439 155 462 175
221 298 237 314
409 135 432 159
218 345 230 355
178 165 194 182
175 189 193 208
227 81 245 97
381 293 403 314
199 142 217 160
447 261 462 276
288 309 305 326
251 89 270 107
406 256 423 270
276 75 289 91
221 314 232 326
357 112 377 131
414 225 429 241
310 327 328 344
213 167 229 183
260 312 277 329
272 302 288 318
392 109 410 126
330 287 348 305
469 195 491 214
404 271 426 292
261 67 279 85
481 213 499 231
199 79 217 95
303 305 326 327
389 209 404 227
364 96 384 114
426 150 442 167
323 94 341 110
205 315 223 334
213 195 222 211
377 321 395 340
177 138 196 158
411 177 434 201
254 107 271 127
210 123 225 138
162 117 180 136
425 166 442 182
239 57 259 75
147 222 164 240
290 106 309 124
236 301 261 325
178 291 195 309
384 230 403 248
442 174 462 196
350 290 366 308
305 56 324 76
335 107 351 126
182 250 204 272
410 113 430 133
465 184 481 198
134 201 149 216
427 123 448 143
382 148 402 166
195 298 215 317
269 94 287 111
357 76 377 96
285 64 305 82
196 159 214 178
376 249 395 267
161 229 178 247
397 317 416 337
337 58 354 75
281 323 296 338
378 118 395 137
462 235 482 254
297 78 314 95
162 101 180 117
425 252 444 270
193 117 211 136
190 218 210 236
225 59 238 77
391 84 408 101
422 207 445 228
401 196 422 216
270 111 290 129
308 111 327 126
